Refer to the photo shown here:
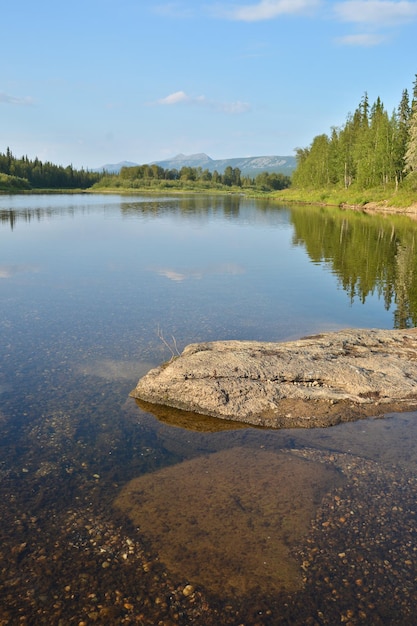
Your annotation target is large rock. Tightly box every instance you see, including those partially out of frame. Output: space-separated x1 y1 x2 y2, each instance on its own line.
130 328 417 428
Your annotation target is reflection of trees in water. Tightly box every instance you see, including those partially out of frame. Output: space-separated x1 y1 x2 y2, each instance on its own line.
0 196 243 230
291 205 417 328
394 241 416 328
2 194 288 231
0 206 77 230
119 194 243 218
0 208 61 230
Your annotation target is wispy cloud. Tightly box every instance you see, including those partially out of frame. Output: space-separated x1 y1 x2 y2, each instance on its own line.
0 92 34 106
220 100 252 113
335 32 388 45
157 91 201 105
214 0 321 21
153 2 196 18
156 90 251 114
334 0 417 27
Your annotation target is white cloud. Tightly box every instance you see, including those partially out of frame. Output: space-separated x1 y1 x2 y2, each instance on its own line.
216 0 321 21
334 0 417 27
335 32 388 44
156 91 251 114
0 92 33 106
158 90 190 105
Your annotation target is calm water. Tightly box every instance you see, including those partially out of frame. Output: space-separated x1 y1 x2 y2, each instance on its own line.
1 193 417 625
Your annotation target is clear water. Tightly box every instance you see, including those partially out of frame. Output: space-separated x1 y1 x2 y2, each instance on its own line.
1 193 417 625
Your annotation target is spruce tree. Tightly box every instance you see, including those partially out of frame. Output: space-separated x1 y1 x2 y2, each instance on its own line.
404 76 417 173
392 89 410 187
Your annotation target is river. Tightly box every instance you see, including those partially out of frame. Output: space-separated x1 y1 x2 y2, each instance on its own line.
1 193 417 624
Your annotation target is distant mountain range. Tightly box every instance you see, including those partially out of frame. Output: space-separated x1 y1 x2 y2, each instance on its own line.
96 153 296 177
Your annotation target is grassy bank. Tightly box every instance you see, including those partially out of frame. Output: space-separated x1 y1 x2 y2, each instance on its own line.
0 188 92 195
271 182 417 213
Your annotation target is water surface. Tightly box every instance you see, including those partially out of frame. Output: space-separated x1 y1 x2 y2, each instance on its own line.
1 193 417 624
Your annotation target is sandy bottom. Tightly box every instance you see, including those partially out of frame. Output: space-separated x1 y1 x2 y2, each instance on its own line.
114 446 344 596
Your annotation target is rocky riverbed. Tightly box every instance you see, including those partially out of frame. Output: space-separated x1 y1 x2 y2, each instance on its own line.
3 441 417 625
131 328 417 428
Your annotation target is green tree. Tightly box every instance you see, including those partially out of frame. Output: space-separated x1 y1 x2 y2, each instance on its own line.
255 171 291 190
232 167 242 186
222 165 234 186
339 109 361 188
392 89 411 187
212 170 221 184
199 168 212 182
292 134 332 188
368 97 391 186
179 166 196 181
404 76 417 173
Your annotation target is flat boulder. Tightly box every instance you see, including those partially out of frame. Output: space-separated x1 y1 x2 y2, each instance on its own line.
130 328 417 428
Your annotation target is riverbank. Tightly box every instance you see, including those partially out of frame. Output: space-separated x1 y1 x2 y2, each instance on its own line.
89 185 417 216
272 185 417 215
2 184 417 217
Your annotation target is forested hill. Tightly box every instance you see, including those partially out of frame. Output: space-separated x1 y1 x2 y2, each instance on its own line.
0 148 100 190
98 154 297 177
151 153 296 177
293 75 417 193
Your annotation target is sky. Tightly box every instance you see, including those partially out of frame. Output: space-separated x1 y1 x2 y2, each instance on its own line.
1 0 417 169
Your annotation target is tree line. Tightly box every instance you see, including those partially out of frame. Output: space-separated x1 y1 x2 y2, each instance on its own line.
0 147 292 193
293 75 417 191
95 164 291 192
0 148 101 190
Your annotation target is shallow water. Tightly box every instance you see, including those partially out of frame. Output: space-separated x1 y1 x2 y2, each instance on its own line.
114 447 344 596
1 193 417 624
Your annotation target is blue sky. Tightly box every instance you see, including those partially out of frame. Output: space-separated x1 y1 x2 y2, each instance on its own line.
1 0 417 169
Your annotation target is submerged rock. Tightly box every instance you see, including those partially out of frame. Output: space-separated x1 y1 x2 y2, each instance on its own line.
114 447 344 595
131 328 417 428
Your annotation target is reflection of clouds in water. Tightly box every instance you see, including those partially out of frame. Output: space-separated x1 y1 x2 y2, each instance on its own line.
0 264 39 279
76 359 152 382
152 263 245 282
156 269 201 282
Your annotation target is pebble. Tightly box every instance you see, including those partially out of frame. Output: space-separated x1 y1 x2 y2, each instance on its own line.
182 584 195 597
4 432 417 626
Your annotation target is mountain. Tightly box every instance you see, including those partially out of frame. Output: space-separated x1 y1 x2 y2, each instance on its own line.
95 160 138 173
151 153 296 177
95 153 296 176
150 152 214 170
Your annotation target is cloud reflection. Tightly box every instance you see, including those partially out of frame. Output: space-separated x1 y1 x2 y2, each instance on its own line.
75 359 152 382
151 263 245 282
0 264 39 279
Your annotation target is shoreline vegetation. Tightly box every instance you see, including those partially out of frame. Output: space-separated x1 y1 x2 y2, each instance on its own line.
1 73 417 215
1 152 416 216
272 185 417 216
1 177 416 217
